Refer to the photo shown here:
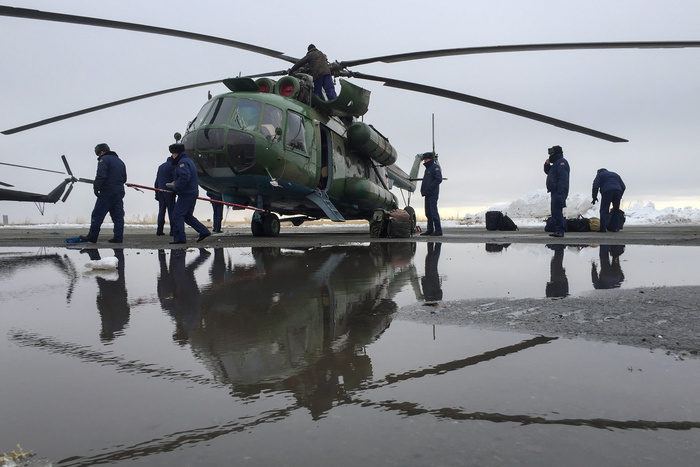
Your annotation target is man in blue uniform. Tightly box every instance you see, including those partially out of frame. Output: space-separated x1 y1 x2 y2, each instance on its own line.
154 157 176 236
80 143 127 243
591 168 626 232
543 145 570 238
419 152 443 236
206 190 224 233
167 143 211 245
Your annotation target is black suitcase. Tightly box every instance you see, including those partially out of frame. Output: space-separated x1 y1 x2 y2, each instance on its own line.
485 211 503 231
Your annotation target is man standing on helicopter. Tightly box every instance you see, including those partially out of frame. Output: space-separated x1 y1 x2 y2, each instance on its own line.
420 152 443 236
288 44 337 100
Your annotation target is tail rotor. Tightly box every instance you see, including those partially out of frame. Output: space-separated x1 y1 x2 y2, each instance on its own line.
60 155 93 202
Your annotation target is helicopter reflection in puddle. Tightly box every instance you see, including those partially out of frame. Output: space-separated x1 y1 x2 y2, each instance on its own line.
170 243 418 416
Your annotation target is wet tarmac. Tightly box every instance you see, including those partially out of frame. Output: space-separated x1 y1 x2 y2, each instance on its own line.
2 240 700 466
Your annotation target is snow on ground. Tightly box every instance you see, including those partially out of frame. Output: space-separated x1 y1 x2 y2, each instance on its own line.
460 189 700 227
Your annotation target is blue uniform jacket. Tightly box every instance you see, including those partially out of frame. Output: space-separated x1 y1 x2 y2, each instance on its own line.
592 169 626 198
544 152 570 197
420 160 442 197
171 152 200 196
155 158 175 200
93 151 127 195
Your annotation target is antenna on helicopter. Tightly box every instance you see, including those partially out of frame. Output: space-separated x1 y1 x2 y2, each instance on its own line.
174 132 182 143
432 113 437 161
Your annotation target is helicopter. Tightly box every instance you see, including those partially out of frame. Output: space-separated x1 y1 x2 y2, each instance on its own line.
0 156 91 215
2 5 699 236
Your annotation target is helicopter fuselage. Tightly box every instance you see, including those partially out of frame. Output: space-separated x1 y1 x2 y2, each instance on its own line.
182 77 404 225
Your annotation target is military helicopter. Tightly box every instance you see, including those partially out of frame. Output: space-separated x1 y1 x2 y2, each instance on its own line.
0 156 91 214
2 5 699 236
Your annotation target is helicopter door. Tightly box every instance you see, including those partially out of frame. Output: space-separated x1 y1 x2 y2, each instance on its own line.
319 126 332 191
284 111 315 186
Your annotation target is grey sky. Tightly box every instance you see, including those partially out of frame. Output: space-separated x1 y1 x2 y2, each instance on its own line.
1 0 699 224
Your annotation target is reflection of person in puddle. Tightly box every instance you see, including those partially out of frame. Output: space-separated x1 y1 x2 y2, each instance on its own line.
157 248 210 344
592 245 625 289
545 244 569 298
81 248 130 341
421 242 443 301
209 248 226 285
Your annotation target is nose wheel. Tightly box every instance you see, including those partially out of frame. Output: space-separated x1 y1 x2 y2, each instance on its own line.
251 212 280 237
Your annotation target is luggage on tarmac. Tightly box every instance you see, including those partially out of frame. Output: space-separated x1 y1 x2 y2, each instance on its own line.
485 211 518 231
370 209 389 238
567 216 591 232
610 209 626 230
370 208 415 238
485 211 503 231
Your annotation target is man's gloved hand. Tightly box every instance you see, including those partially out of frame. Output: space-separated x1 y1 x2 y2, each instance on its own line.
591 197 597 205
165 182 175 189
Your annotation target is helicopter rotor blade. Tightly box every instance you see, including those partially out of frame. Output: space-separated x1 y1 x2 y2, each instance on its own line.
339 41 700 68
0 181 14 187
0 6 298 63
0 161 66 174
61 183 74 203
243 70 290 78
350 72 628 143
61 155 73 177
1 79 223 135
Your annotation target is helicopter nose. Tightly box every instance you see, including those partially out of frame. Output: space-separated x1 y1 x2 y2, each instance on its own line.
187 128 256 173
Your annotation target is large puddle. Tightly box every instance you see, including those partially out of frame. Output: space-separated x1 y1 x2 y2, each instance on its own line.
2 243 700 466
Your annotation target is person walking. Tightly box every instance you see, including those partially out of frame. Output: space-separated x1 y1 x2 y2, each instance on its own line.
206 191 224 233
155 157 176 236
419 152 443 236
80 143 127 243
288 44 337 100
543 145 570 238
592 168 626 232
167 143 211 245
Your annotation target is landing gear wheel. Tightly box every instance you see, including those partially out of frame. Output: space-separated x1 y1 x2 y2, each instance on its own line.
251 218 264 237
262 213 280 237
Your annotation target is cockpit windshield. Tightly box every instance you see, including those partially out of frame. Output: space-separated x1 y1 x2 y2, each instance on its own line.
231 98 261 131
190 96 270 136
261 104 283 139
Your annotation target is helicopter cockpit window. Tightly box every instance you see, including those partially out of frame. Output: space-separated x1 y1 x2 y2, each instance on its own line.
206 97 237 126
231 98 261 131
189 99 216 131
261 104 283 140
285 112 307 152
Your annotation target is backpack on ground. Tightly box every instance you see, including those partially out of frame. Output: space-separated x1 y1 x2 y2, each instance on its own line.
567 216 590 232
370 209 389 238
611 209 626 230
370 208 416 238
498 214 518 231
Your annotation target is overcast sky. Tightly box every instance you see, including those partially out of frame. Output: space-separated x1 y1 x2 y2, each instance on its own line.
1 0 699 224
